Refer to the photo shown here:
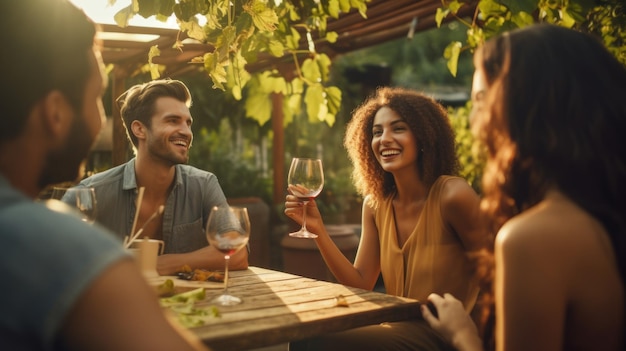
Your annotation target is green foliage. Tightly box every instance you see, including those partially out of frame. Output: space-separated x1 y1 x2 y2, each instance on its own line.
113 0 370 127
316 166 358 216
188 121 272 203
437 0 626 72
448 102 485 193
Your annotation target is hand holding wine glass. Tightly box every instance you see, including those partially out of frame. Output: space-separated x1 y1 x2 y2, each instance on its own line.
50 187 97 224
206 205 250 306
287 157 324 239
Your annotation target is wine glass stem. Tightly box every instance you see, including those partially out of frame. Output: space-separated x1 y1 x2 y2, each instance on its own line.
223 254 230 295
301 200 309 232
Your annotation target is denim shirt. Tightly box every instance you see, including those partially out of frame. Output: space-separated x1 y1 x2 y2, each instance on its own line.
76 158 229 254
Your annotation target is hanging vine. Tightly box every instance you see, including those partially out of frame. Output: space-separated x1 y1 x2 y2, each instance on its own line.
437 0 626 76
113 0 370 127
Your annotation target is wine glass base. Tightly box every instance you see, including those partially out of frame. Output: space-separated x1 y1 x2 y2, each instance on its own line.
288 230 318 239
211 293 243 306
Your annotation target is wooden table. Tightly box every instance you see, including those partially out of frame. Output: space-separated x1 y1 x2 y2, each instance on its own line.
171 266 422 351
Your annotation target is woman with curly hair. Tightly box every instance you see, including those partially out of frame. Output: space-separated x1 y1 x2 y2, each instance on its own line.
285 86 487 350
422 24 626 351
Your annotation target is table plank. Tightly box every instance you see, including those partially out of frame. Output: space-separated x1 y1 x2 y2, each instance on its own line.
166 267 422 350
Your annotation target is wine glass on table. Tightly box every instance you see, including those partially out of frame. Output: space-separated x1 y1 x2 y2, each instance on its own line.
206 205 251 306
50 187 97 224
287 157 324 239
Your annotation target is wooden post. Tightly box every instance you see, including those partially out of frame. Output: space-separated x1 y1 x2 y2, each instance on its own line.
271 92 285 207
111 66 130 166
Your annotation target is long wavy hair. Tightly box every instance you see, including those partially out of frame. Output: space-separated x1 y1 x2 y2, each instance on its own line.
473 23 626 347
344 86 459 209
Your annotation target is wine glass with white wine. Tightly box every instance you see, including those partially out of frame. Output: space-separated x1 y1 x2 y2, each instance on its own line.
287 157 324 239
206 205 251 306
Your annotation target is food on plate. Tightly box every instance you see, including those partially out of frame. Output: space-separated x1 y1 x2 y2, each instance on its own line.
177 264 225 282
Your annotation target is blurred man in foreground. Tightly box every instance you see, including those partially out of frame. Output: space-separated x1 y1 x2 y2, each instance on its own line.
0 1 211 350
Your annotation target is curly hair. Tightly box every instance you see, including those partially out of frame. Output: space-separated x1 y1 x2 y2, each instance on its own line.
116 79 192 149
344 86 459 209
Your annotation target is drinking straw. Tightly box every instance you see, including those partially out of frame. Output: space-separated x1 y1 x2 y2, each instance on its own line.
124 205 165 249
124 187 145 247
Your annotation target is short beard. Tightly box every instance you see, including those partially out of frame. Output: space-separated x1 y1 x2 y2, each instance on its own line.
39 114 94 188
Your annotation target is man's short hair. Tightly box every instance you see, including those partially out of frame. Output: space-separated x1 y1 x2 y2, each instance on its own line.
116 79 192 148
0 0 97 142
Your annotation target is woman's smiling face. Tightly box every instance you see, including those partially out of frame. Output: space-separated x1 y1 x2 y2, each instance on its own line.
371 106 418 174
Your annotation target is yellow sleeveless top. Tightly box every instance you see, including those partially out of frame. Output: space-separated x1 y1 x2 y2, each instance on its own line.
376 175 478 310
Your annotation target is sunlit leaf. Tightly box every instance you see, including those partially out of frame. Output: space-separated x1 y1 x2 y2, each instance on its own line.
285 27 301 50
511 11 534 28
227 53 250 100
114 5 135 27
351 0 368 18
245 87 272 125
338 0 351 13
305 84 324 123
179 18 207 41
324 113 336 126
435 8 450 27
301 58 321 83
256 70 287 94
283 2 300 21
283 93 301 126
244 0 279 32
325 86 342 115
315 53 332 81
443 41 461 77
467 27 484 48
325 31 338 43
268 39 285 57
148 45 161 79
204 52 227 90
479 0 508 17
288 77 304 95
560 10 576 28
448 0 464 14
328 0 340 18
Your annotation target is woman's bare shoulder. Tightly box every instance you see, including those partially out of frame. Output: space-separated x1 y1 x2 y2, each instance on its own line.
496 191 612 261
439 176 479 212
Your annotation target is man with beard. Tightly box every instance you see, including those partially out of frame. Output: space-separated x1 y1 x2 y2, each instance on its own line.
70 79 248 275
0 1 211 350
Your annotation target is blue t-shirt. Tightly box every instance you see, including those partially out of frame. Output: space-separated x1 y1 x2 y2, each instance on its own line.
0 175 129 350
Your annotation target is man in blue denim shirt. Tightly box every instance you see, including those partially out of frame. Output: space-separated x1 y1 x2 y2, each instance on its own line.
74 79 248 275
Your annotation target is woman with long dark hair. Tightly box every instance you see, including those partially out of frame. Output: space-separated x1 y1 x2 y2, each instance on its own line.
422 24 626 351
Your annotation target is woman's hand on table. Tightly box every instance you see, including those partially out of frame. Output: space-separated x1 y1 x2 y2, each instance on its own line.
421 293 483 351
